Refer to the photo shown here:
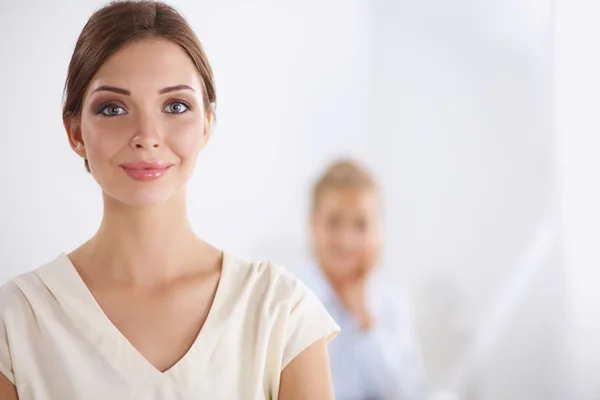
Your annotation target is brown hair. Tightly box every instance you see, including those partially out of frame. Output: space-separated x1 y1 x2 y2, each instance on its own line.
312 159 378 212
62 1 216 171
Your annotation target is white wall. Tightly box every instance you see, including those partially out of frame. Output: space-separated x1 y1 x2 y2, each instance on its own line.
370 1 563 399
0 0 562 398
556 0 600 398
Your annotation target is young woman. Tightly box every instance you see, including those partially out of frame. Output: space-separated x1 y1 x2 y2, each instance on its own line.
298 159 426 400
0 2 338 399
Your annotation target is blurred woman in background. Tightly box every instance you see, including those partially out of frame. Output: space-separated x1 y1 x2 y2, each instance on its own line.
298 159 426 400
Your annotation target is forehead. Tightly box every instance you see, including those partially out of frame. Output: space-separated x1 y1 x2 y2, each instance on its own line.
87 37 203 94
319 187 379 213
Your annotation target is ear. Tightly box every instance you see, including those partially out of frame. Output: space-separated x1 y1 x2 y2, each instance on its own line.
203 110 212 141
64 118 87 159
198 110 212 151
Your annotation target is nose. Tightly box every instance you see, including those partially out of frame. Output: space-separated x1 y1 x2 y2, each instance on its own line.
129 112 163 151
339 229 365 255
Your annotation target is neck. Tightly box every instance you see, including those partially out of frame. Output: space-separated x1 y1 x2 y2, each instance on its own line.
80 191 203 285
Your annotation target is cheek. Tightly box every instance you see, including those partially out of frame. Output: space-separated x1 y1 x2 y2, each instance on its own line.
81 121 128 162
361 231 381 258
319 232 343 254
366 226 381 245
167 121 205 161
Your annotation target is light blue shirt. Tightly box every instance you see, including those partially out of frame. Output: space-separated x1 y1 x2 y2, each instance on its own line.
297 263 426 400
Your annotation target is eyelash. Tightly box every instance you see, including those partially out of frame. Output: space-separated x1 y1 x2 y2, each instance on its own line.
163 100 193 114
95 100 193 117
95 102 126 117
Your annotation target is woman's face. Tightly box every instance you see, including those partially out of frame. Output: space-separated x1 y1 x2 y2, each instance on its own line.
312 187 381 284
67 37 209 207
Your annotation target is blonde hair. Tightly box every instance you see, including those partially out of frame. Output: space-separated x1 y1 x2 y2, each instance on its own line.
312 159 378 212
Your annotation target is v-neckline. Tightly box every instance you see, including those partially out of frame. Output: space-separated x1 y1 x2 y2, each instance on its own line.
35 252 231 393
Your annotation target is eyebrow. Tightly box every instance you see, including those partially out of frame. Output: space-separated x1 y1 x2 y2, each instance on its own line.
158 84 195 94
91 84 195 96
92 85 130 95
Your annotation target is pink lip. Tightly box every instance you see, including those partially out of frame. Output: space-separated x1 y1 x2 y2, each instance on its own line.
119 160 173 181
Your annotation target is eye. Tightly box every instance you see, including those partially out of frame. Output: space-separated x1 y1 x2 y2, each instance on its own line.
99 104 127 117
326 216 342 230
163 101 190 114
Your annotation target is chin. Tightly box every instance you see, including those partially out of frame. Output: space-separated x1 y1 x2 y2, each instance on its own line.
323 261 356 278
334 258 359 270
104 185 182 207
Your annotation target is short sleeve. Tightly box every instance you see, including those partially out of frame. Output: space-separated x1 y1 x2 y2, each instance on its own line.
0 285 15 384
281 280 340 369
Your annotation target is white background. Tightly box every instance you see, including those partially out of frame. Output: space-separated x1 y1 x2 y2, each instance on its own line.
0 0 569 398
556 0 600 398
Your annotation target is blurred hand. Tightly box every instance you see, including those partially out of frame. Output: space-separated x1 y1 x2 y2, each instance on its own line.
338 278 373 331
337 248 378 331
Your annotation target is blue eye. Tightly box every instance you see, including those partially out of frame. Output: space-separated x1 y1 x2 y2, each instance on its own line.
164 102 189 114
99 104 127 117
